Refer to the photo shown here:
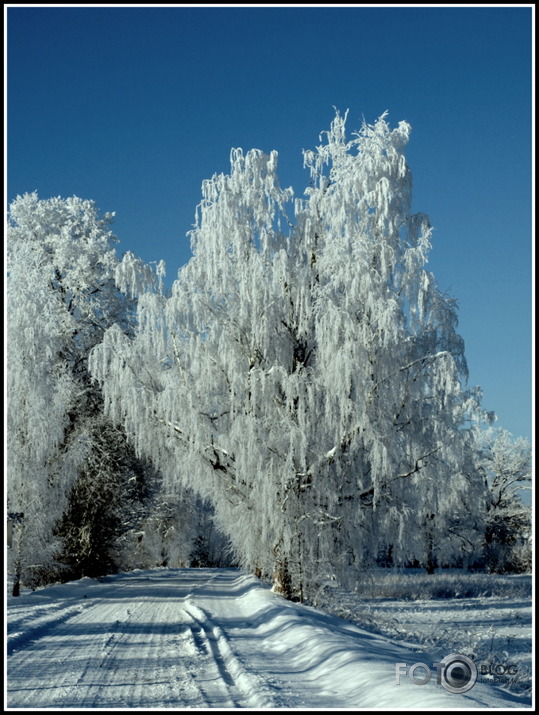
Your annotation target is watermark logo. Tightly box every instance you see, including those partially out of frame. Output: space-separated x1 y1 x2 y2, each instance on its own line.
396 653 478 694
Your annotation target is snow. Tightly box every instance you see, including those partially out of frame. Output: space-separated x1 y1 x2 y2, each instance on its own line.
6 568 532 709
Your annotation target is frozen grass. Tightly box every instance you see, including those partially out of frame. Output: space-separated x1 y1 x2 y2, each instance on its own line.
310 569 532 698
350 568 532 601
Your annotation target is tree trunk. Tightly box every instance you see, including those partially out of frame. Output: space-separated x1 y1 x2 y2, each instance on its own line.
272 558 293 600
12 560 21 597
426 554 436 575
425 513 436 574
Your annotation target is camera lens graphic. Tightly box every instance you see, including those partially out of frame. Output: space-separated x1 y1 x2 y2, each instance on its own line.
438 653 478 694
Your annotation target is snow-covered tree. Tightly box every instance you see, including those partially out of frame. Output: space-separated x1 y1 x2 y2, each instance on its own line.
91 111 490 598
474 428 532 573
282 111 489 581
7 194 156 589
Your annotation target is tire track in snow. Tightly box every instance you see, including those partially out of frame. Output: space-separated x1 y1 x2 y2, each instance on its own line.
183 601 276 709
8 572 270 708
183 605 238 708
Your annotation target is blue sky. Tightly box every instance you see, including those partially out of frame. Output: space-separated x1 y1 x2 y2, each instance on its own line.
7 5 532 441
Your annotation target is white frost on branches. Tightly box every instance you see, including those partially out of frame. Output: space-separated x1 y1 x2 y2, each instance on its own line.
90 112 493 597
7 194 135 586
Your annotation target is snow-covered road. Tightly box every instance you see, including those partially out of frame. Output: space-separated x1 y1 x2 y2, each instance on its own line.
7 568 529 709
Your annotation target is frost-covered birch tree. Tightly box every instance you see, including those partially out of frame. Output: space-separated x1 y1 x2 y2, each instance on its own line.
7 194 157 589
297 112 491 577
91 111 490 598
91 151 301 591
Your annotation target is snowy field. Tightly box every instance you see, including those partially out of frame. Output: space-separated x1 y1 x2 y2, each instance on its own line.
310 570 533 699
6 568 533 709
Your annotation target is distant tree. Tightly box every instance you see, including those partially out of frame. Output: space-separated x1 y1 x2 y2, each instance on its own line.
119 488 234 572
91 111 490 599
53 416 161 580
474 428 532 573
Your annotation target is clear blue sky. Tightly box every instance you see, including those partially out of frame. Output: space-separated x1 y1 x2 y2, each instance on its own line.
7 5 533 441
